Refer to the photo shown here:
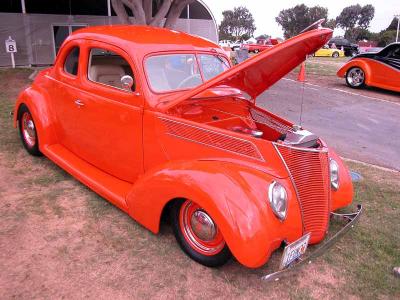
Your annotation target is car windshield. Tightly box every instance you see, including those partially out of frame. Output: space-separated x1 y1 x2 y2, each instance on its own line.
145 53 230 92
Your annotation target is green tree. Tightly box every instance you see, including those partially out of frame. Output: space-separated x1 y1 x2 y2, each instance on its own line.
325 18 336 29
219 6 256 41
386 17 399 31
359 4 375 29
346 28 373 41
377 30 397 47
336 4 375 41
336 4 362 33
275 4 328 39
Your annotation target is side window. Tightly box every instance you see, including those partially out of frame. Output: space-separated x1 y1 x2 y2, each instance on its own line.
380 45 395 57
64 47 80 76
198 54 230 81
88 48 135 91
389 47 400 59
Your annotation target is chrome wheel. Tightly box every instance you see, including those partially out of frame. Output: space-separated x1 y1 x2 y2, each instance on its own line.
346 67 365 88
21 112 36 148
179 200 225 256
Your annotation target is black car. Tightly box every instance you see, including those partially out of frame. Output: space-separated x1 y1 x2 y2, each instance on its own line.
328 38 359 57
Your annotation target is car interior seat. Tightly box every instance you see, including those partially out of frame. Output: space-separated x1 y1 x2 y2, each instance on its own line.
89 64 126 88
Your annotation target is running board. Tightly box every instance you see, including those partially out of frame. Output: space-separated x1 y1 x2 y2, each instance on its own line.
43 144 132 213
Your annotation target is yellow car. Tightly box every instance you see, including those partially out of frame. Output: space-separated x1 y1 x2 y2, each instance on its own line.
314 46 345 58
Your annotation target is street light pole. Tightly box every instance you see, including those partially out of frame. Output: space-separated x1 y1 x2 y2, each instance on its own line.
396 14 400 43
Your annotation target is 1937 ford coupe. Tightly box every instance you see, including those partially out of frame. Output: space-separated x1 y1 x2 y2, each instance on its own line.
14 23 361 278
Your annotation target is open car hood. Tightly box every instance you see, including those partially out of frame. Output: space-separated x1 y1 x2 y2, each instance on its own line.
158 27 333 111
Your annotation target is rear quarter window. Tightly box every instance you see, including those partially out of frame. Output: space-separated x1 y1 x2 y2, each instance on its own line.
64 47 80 76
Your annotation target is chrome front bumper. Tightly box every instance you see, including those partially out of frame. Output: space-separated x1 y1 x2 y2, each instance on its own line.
262 204 363 281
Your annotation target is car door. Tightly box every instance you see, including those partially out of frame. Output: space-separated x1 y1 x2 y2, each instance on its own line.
319 48 329 56
51 40 83 155
70 41 144 183
370 46 390 83
375 45 400 87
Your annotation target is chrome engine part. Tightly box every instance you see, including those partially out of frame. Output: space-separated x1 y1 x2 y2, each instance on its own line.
281 127 319 148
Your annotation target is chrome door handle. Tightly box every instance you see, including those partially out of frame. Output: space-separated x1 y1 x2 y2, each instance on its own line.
74 99 84 107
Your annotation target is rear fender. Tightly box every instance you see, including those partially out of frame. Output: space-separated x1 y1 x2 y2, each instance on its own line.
337 59 372 84
126 160 303 268
14 84 58 149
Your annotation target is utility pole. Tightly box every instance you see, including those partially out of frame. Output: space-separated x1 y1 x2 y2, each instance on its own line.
396 14 400 43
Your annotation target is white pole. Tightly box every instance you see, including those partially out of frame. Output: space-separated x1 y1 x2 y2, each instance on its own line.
396 15 400 43
21 0 26 14
107 0 112 25
107 0 111 17
11 52 15 69
187 4 190 33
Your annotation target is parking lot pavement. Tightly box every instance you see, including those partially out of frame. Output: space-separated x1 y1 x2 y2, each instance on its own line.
258 78 400 171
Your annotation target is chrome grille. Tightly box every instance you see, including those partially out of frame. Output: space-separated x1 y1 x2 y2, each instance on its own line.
275 144 330 243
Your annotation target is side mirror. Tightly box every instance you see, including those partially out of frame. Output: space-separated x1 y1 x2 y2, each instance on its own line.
121 75 134 91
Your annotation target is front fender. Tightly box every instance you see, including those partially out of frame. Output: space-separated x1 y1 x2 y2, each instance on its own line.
126 160 303 268
328 149 353 211
14 83 58 149
337 59 372 84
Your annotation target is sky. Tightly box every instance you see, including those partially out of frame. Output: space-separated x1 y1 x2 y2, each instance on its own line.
202 0 399 38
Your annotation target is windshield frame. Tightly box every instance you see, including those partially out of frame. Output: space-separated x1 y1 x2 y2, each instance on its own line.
143 50 231 94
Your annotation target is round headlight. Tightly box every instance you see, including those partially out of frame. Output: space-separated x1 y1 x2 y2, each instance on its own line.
330 159 340 190
268 181 288 220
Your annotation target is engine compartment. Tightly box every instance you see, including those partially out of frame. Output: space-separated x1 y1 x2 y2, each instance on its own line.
170 97 320 148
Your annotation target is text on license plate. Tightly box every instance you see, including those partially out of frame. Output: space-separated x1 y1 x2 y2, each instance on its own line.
279 233 311 270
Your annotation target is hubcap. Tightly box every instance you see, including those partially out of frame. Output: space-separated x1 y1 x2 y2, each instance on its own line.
22 112 36 147
190 210 216 241
347 68 364 87
179 201 225 256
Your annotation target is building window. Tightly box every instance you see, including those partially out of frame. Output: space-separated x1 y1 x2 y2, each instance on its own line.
0 0 22 13
25 0 108 16
180 1 212 20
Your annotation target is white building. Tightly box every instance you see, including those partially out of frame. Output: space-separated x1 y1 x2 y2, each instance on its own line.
0 0 218 66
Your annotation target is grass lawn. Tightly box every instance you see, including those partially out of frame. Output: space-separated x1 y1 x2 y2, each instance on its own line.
291 57 349 77
0 69 399 299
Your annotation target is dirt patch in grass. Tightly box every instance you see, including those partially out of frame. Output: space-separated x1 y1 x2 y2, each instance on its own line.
1 69 399 299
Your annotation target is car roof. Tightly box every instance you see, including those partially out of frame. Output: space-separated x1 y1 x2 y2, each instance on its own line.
69 25 219 51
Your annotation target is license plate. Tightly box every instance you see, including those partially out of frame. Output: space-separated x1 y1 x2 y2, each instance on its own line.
279 233 311 270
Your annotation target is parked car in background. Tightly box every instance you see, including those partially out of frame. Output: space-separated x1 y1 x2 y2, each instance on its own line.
230 40 241 51
328 38 359 56
219 40 242 51
359 47 383 53
14 25 360 274
241 38 279 53
218 39 232 49
337 42 400 92
314 45 345 58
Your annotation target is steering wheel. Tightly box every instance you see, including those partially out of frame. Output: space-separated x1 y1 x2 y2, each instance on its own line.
300 19 325 34
177 74 202 89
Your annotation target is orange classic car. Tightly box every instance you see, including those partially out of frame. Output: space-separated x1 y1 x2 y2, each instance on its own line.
337 42 400 92
14 22 361 279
